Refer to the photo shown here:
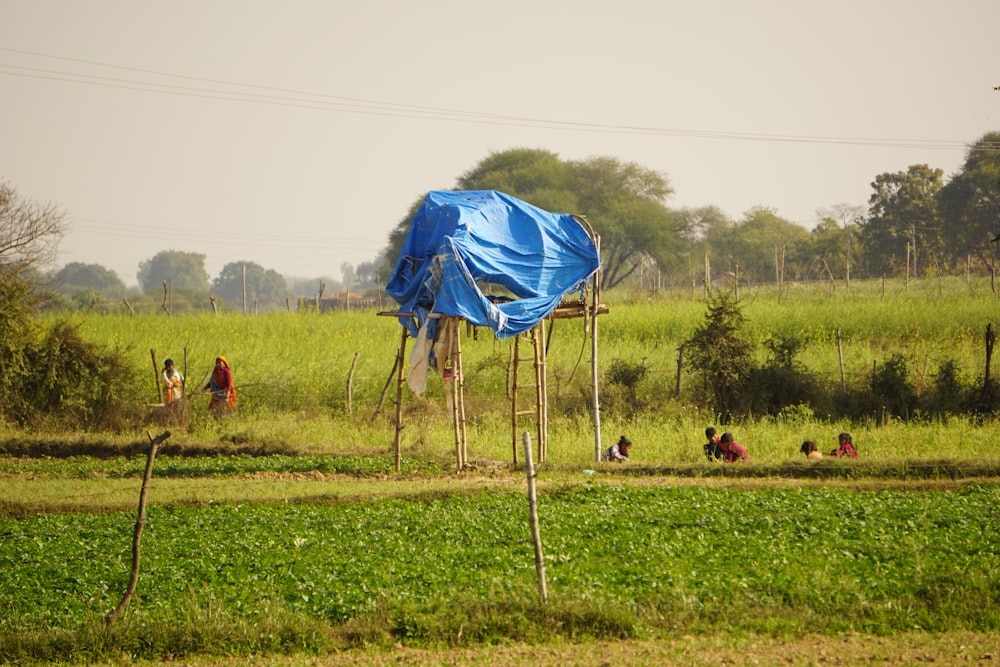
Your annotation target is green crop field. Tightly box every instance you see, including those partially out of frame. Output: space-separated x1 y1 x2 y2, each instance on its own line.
3 278 1000 665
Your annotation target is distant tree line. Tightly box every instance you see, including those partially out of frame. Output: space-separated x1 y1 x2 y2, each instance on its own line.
379 132 1000 290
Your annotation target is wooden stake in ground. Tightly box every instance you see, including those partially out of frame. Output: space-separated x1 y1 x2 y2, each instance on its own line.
522 431 547 604
105 429 170 626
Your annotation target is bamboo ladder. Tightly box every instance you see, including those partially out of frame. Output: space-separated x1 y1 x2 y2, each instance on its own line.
510 319 547 465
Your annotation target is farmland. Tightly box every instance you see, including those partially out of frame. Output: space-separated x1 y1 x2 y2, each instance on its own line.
2 278 1000 665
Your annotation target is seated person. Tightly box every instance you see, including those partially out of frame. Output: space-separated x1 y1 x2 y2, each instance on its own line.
718 432 751 462
605 435 633 462
800 440 823 459
703 426 724 461
830 432 857 458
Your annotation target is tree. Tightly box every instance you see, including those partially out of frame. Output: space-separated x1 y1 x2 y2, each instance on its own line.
0 182 65 274
713 207 809 283
381 148 686 290
54 262 126 295
683 293 756 420
138 250 210 292
340 262 356 289
211 261 287 308
857 164 945 277
565 155 684 288
939 132 1000 276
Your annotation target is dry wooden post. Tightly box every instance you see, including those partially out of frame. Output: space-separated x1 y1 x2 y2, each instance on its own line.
210 296 218 315
734 264 740 302
161 280 170 316
105 430 171 626
836 328 846 391
122 297 134 316
522 431 547 604
590 235 603 463
454 320 468 468
371 353 401 420
675 345 684 398
393 328 407 473
346 351 360 415
150 349 161 404
985 324 995 392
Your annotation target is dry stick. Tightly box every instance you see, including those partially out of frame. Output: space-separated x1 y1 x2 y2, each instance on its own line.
837 328 846 391
522 431 547 604
150 349 161 404
122 297 134 316
347 351 360 416
675 345 684 398
371 353 400 420
106 430 171 626
393 328 408 473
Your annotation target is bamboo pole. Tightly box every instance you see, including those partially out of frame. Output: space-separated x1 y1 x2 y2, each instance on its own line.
522 431 547 604
591 235 602 463
532 324 545 463
393 328 407 473
511 334 521 465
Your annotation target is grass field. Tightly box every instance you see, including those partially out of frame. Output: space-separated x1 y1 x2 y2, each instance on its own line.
3 278 1000 665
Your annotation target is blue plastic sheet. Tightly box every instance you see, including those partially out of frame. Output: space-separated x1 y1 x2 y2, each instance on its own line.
386 190 600 339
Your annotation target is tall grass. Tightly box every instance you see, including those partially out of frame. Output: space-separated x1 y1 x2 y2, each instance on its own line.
31 277 1000 465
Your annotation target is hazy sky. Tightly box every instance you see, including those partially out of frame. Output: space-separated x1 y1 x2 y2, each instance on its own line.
3 1 997 288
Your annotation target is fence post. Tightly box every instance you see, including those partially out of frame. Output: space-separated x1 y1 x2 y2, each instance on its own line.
523 432 547 604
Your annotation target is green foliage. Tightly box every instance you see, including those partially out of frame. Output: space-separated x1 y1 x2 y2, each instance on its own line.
859 164 945 276
211 260 288 310
939 132 1000 275
683 293 756 419
16 320 145 430
601 357 651 416
1 485 998 661
53 261 126 295
137 250 210 292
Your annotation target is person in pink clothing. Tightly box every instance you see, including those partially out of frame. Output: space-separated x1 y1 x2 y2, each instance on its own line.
718 432 751 462
830 432 857 458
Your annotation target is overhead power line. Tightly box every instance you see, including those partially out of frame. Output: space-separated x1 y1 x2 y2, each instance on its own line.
3 47 997 152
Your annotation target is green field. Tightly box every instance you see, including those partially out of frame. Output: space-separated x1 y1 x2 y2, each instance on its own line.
3 278 1000 665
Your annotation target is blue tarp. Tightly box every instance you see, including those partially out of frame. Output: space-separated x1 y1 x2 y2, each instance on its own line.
386 190 600 339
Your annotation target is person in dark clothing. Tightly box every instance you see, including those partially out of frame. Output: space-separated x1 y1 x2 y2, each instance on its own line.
703 426 724 461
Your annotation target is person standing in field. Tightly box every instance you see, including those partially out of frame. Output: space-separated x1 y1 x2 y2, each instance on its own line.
205 356 236 416
161 358 184 405
830 432 857 458
718 432 751 462
800 440 823 459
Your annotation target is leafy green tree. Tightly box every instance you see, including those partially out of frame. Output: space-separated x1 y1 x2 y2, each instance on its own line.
211 261 287 309
857 164 945 277
565 155 685 288
54 262 125 295
713 207 809 283
683 293 756 420
138 250 210 292
938 132 1000 276
800 218 849 281
382 148 686 290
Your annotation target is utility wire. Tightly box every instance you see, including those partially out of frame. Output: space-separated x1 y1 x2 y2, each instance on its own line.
3 48 996 152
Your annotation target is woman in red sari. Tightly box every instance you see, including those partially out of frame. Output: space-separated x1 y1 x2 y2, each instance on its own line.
206 356 236 415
